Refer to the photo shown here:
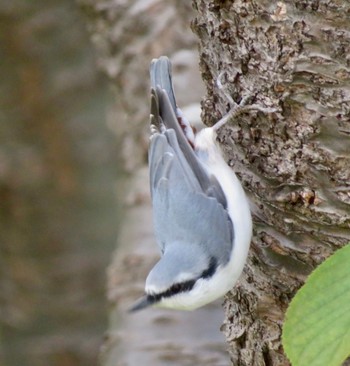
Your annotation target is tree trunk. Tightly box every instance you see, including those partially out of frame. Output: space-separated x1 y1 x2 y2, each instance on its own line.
192 1 350 365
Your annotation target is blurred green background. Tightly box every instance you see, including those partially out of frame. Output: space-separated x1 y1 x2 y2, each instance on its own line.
0 1 120 365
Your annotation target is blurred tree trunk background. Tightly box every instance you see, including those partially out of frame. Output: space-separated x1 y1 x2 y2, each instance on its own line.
192 1 350 365
0 1 118 365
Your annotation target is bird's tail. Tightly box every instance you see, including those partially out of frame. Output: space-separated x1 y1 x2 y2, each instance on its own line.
150 56 195 147
150 56 177 114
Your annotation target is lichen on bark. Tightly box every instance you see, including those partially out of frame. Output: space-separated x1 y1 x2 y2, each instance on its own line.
192 1 350 365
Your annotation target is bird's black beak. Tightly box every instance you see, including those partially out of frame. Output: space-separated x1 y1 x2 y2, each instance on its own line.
128 295 157 312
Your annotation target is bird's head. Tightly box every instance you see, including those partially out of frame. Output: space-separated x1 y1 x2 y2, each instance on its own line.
129 243 218 312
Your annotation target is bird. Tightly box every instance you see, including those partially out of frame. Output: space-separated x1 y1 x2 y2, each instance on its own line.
130 56 253 311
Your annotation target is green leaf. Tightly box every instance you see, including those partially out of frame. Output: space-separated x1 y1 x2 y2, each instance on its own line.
283 244 350 366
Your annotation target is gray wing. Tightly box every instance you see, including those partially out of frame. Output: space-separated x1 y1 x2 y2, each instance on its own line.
149 128 233 263
149 57 234 262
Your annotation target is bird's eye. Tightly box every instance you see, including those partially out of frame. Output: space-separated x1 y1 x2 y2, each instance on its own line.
171 283 183 293
169 280 196 295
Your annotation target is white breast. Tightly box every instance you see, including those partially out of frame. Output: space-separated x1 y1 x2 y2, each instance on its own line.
193 127 252 297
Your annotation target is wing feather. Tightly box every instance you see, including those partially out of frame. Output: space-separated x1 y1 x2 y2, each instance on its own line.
148 57 234 261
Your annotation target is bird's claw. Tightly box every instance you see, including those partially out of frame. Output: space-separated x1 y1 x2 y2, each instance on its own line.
213 72 278 132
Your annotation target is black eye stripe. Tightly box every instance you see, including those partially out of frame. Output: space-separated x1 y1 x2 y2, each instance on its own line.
148 279 196 303
147 257 218 302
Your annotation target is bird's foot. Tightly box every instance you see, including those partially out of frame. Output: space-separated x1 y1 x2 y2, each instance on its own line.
212 72 278 132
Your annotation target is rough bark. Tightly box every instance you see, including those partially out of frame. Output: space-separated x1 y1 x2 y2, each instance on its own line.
192 1 350 365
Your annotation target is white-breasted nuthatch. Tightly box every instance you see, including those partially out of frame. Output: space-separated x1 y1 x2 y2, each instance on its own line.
130 56 253 311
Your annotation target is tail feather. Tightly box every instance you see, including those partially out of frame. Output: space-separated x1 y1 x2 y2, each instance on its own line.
149 56 229 211
150 56 193 145
150 56 177 113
